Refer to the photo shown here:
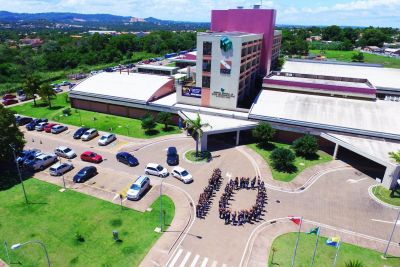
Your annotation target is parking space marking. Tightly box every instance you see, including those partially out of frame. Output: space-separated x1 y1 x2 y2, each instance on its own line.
189 255 200 267
211 260 218 267
179 251 191 267
168 248 183 267
200 257 208 267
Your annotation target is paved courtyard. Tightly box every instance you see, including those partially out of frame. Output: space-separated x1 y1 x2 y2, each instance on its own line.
20 126 400 267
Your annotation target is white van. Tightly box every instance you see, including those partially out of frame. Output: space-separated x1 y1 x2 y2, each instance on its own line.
126 176 150 200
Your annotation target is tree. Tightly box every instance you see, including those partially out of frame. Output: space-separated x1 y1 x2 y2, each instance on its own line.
185 113 211 157
292 135 319 157
344 260 364 267
389 151 400 163
352 52 364 62
141 113 156 133
38 83 56 108
252 122 276 148
23 75 41 106
322 25 343 41
270 148 296 172
0 105 25 169
157 112 172 130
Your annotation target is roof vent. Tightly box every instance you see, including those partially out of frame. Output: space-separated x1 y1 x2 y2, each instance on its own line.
253 5 261 9
237 6 243 9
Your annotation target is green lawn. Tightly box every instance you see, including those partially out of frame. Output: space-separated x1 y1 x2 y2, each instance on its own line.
310 49 400 69
248 142 332 182
269 232 400 267
10 93 181 139
372 185 400 207
0 178 174 267
184 150 211 163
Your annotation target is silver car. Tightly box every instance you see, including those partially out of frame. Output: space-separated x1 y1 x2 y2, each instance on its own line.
28 153 57 171
35 122 48 131
54 146 76 159
81 128 98 141
49 162 74 176
51 124 68 134
98 133 116 146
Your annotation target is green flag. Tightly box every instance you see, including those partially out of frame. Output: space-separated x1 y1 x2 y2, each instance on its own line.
307 227 320 235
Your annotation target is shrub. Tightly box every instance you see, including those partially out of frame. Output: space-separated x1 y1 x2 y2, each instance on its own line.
157 112 172 130
292 135 319 157
141 113 156 132
75 232 85 243
252 122 276 148
345 260 364 267
63 108 71 116
270 148 296 172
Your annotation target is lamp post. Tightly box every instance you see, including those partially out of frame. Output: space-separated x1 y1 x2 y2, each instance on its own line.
159 177 166 232
383 207 400 258
11 240 51 267
9 144 28 204
58 156 66 189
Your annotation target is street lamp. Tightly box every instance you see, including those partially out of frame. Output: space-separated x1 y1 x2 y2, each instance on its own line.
9 144 28 204
159 177 167 232
58 156 66 190
11 240 51 267
383 207 400 258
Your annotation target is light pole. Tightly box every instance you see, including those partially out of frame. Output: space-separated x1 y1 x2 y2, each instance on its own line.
160 177 166 232
58 156 66 189
9 144 28 204
11 240 51 267
383 207 400 258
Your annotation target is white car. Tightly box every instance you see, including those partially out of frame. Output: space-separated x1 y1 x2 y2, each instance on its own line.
28 153 57 171
54 146 76 159
81 128 98 141
144 163 169 177
126 176 151 201
49 162 73 176
98 133 116 146
171 167 193 184
51 124 68 134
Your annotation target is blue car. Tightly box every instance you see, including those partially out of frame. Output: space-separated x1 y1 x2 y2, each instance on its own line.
21 150 43 167
16 150 37 166
25 118 48 131
73 127 90 139
116 152 139 167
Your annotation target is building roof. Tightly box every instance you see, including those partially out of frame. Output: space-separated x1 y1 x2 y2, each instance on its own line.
250 90 400 140
198 31 262 38
70 72 172 102
136 65 179 71
282 60 400 90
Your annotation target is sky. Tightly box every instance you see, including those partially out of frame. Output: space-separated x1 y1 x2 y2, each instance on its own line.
0 0 399 27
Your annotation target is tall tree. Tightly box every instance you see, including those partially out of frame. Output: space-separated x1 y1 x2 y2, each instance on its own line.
0 105 25 169
292 135 319 157
157 112 172 130
389 151 400 163
141 113 156 133
185 114 211 156
23 75 41 106
252 122 276 148
38 83 56 108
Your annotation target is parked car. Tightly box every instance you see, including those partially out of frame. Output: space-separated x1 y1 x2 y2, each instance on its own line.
116 152 138 167
2 94 16 100
26 153 57 171
171 167 193 184
59 81 71 86
17 90 26 101
126 176 151 200
35 122 49 131
51 124 68 134
54 146 76 159
104 67 113 72
1 99 18 106
23 151 44 167
144 163 168 177
73 127 90 139
25 118 48 131
166 146 179 166
53 87 63 93
98 133 116 146
73 166 97 183
80 151 102 163
81 128 98 141
16 117 33 126
17 149 40 166
49 162 73 176
44 123 58 133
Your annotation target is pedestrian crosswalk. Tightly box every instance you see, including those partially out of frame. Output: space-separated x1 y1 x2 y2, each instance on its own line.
167 249 228 267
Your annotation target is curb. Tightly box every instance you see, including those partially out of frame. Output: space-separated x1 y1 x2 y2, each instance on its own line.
368 185 400 210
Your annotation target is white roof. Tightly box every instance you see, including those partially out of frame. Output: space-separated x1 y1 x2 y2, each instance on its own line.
152 93 177 106
282 61 400 90
250 90 400 137
71 72 172 102
136 65 178 71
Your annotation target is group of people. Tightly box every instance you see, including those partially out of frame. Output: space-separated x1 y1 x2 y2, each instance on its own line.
218 176 267 225
195 168 223 218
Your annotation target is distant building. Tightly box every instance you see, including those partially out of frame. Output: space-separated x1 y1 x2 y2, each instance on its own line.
363 46 382 53
130 17 146 23
384 48 400 56
88 30 117 35
20 38 43 47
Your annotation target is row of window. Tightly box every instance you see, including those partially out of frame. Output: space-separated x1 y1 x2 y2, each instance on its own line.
241 43 262 57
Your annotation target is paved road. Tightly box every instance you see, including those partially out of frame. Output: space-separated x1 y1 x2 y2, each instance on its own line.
21 127 400 267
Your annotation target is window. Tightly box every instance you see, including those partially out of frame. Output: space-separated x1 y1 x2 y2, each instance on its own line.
202 60 211 72
202 76 211 88
203 42 212 56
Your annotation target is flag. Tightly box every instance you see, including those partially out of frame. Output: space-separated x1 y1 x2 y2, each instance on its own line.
307 227 320 235
289 216 302 225
326 236 340 247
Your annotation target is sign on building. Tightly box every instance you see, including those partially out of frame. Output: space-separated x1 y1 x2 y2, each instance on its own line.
220 60 232 74
182 86 202 98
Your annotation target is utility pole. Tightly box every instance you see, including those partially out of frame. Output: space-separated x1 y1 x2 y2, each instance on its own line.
9 144 28 204
383 208 400 258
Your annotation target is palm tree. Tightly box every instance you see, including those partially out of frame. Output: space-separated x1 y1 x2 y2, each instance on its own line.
23 75 41 106
38 83 56 108
185 113 211 157
345 260 364 267
389 151 400 163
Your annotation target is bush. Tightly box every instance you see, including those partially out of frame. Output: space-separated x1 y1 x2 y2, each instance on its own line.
141 113 156 132
75 232 85 243
270 148 296 172
292 135 319 157
345 260 364 267
252 122 276 148
63 108 71 116
157 112 172 130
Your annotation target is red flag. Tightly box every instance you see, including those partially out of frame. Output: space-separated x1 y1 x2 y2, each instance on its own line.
289 216 302 225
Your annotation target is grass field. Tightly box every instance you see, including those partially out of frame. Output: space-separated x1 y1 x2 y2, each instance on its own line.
372 185 400 206
248 142 332 182
10 93 181 139
269 232 400 267
184 150 211 162
310 49 400 68
0 178 174 267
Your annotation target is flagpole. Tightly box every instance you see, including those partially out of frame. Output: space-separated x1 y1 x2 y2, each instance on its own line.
310 228 320 267
291 217 303 267
332 241 341 267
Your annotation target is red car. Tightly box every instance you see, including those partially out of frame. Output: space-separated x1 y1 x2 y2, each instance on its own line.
44 123 58 133
2 94 16 100
80 151 103 163
2 99 18 106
